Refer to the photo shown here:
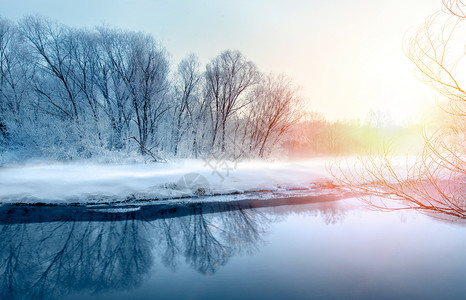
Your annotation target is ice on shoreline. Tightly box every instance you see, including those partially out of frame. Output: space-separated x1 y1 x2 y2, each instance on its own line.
0 159 337 205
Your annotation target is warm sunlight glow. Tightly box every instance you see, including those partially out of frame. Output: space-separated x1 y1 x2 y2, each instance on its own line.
0 0 443 125
0 1 465 299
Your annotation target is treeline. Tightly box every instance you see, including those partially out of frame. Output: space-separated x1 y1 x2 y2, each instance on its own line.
0 16 303 161
286 112 422 157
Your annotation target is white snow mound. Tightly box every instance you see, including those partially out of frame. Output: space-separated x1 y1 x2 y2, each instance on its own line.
0 159 335 204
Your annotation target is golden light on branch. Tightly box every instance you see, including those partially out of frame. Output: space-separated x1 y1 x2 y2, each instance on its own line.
443 0 466 18
406 11 466 116
330 144 466 219
332 1 466 220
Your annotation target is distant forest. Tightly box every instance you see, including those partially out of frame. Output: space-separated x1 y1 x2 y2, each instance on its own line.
0 16 414 162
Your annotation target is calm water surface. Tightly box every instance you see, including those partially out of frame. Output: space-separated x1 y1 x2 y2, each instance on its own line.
0 197 464 300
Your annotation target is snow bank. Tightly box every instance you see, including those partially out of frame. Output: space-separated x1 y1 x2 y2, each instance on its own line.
0 158 336 205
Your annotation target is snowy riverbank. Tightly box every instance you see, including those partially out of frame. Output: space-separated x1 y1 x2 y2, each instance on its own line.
0 158 342 205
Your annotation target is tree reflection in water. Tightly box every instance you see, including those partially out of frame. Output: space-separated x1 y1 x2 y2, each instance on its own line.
0 196 347 299
0 216 152 299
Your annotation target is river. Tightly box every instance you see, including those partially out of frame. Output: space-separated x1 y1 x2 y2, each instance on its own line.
0 196 464 300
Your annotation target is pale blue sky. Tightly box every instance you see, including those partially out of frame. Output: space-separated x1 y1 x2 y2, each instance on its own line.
1 0 444 123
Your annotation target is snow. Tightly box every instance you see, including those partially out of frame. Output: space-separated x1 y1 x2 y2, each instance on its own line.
0 158 336 205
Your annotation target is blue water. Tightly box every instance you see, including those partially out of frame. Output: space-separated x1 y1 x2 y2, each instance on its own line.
0 197 464 300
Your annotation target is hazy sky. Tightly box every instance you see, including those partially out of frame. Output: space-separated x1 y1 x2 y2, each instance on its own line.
1 0 444 124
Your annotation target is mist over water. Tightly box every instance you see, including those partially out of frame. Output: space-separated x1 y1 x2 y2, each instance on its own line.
0 1 465 299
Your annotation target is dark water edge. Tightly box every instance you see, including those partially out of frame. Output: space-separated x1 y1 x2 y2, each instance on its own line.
0 193 352 224
0 194 464 300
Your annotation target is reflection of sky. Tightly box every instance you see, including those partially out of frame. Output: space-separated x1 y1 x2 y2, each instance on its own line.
58 198 465 300
1 0 444 124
